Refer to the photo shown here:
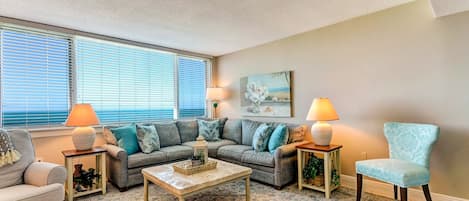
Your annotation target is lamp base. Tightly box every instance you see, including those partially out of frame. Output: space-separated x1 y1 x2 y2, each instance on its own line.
311 121 333 146
72 127 96 151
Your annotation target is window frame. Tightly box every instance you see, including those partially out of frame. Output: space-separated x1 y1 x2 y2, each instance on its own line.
0 24 213 131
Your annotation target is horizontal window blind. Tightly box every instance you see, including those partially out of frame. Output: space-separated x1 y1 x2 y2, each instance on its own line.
75 37 175 124
0 28 71 128
178 57 207 118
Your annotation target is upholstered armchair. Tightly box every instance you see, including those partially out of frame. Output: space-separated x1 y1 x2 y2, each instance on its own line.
355 122 439 201
0 130 67 201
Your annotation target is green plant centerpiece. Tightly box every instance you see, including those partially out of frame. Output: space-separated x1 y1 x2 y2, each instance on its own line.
302 154 324 184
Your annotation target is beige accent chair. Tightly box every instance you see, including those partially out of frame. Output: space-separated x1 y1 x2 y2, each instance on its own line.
0 130 66 201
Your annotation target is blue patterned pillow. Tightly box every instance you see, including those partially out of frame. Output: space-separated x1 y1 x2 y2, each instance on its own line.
252 123 274 152
268 124 290 153
197 120 220 141
136 124 160 153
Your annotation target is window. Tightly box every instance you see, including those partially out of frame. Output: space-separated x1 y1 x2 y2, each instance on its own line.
0 28 71 128
0 25 210 128
178 57 207 118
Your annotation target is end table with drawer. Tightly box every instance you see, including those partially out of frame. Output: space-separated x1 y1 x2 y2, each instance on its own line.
296 143 343 199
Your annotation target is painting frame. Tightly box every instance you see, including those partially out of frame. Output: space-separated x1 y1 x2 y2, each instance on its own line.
240 71 292 117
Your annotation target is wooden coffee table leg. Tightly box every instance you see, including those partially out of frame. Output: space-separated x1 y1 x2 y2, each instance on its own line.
144 176 148 201
245 176 251 201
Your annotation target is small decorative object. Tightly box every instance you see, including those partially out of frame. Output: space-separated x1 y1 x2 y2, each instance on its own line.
65 104 101 150
302 154 324 185
306 98 339 146
240 71 292 117
173 160 217 175
206 87 225 118
73 164 101 192
192 136 208 164
191 155 203 166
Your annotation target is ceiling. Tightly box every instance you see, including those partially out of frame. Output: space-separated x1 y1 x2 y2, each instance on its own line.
0 0 435 56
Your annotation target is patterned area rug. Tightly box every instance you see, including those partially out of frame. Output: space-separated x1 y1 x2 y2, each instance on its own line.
77 180 392 201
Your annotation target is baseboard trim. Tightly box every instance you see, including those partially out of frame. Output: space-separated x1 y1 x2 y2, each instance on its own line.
341 174 468 201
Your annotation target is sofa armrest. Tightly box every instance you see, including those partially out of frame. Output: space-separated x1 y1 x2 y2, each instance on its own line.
104 144 127 160
24 162 66 187
275 141 309 158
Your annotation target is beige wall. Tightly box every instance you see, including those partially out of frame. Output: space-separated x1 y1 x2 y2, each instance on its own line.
216 0 469 199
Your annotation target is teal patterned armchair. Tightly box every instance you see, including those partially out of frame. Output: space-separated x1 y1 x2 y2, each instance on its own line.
355 122 439 201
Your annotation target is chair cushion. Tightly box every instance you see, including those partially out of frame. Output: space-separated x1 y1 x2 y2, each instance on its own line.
356 159 430 187
0 183 64 201
128 151 167 168
160 145 193 161
176 120 199 143
154 122 181 147
0 130 35 189
217 145 253 162
136 124 160 153
110 123 140 155
252 123 274 152
222 119 242 144
241 150 275 168
183 139 236 157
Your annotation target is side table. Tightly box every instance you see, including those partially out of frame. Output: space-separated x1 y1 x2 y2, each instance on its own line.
62 147 107 201
296 143 343 199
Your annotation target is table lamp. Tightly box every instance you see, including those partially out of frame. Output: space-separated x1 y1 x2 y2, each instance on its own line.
65 104 100 150
306 98 339 146
206 87 224 118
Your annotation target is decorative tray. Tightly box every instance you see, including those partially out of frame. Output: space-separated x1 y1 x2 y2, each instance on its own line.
173 160 217 175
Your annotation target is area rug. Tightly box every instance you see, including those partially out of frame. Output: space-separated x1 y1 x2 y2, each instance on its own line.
77 180 391 201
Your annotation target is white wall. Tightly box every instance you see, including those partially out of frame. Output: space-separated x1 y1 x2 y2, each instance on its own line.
216 0 469 199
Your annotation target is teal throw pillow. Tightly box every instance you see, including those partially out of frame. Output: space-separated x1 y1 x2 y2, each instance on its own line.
197 119 220 141
136 124 160 153
110 123 139 155
252 123 274 152
268 124 290 153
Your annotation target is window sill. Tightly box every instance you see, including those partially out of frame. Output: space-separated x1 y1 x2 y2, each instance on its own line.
27 126 104 138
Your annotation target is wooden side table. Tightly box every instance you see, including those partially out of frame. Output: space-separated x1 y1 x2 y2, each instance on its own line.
296 143 343 199
62 147 107 201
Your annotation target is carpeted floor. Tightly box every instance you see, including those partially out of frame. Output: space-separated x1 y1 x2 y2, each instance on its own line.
76 180 391 201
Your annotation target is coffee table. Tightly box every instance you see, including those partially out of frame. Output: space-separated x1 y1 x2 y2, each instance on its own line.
142 158 252 201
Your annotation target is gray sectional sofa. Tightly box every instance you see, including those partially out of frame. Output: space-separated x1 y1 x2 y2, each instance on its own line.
103 118 308 191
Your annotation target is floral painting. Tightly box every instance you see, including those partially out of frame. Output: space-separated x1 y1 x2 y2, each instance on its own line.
240 71 292 117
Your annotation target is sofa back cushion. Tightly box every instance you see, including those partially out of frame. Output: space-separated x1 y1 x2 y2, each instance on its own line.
176 120 198 143
0 130 35 188
154 122 181 147
241 119 266 146
222 119 242 144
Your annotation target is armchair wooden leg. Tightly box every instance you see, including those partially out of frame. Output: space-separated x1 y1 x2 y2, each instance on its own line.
400 187 408 201
423 184 432 201
356 174 363 201
394 185 398 200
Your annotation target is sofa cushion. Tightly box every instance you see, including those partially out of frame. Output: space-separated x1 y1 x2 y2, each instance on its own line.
197 119 221 141
287 125 307 143
217 145 253 162
183 139 236 157
252 123 274 152
223 119 242 144
176 120 198 143
128 151 167 168
241 119 265 146
154 122 181 147
111 123 140 155
136 124 160 153
0 130 35 189
268 124 289 153
0 183 64 201
241 150 275 168
103 126 118 145
198 117 228 136
160 145 193 161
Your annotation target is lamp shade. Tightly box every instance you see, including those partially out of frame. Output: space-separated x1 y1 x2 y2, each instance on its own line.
65 104 100 127
306 98 339 121
206 87 224 100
